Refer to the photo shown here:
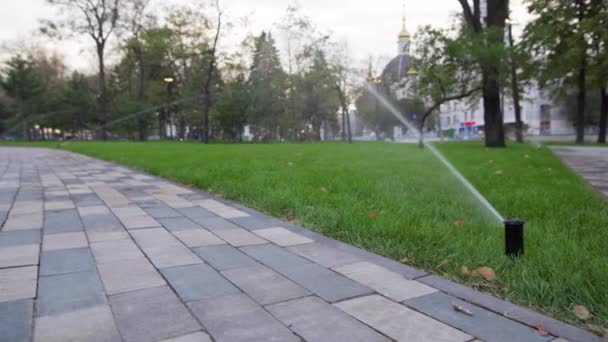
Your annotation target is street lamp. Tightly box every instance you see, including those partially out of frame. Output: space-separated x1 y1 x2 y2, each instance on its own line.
163 76 175 140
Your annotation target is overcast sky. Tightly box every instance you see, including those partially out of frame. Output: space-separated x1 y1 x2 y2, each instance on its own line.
0 0 531 72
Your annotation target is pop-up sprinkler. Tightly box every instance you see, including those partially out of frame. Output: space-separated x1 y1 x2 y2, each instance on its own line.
504 219 524 257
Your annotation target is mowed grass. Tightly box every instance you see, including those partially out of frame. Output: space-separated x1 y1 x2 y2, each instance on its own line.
54 141 607 330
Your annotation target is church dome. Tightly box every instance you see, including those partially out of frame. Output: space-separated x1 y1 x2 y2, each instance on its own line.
381 54 411 85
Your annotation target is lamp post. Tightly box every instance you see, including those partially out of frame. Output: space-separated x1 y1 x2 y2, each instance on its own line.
505 17 524 143
163 77 174 140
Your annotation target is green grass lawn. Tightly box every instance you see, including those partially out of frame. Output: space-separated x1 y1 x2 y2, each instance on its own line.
14 140 607 331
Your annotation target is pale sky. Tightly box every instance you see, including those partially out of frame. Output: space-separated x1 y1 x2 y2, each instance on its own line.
0 0 531 73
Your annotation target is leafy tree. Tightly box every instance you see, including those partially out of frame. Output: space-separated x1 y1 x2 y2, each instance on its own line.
0 55 45 140
61 71 96 137
247 32 288 140
456 0 509 147
215 73 249 141
44 0 123 140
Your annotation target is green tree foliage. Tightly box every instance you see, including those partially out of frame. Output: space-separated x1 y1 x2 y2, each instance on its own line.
60 72 96 137
0 55 45 140
215 73 249 141
247 32 288 140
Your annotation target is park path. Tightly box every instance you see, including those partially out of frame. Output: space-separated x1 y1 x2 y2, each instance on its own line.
0 147 601 342
551 146 608 202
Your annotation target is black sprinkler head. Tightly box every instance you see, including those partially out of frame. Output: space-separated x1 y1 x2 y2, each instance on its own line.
504 219 524 257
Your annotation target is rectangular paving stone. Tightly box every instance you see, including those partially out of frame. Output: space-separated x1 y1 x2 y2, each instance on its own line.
0 244 40 268
210 207 250 219
160 331 212 342
229 216 275 230
196 217 242 231
193 245 260 271
405 292 553 342
40 247 96 276
159 217 202 232
287 243 362 268
241 244 312 272
34 305 121 342
160 264 240 302
267 296 390 342
110 286 201 342
44 209 83 234
42 232 88 251
37 270 107 316
142 205 182 219
333 261 437 301
335 295 472 342
0 229 41 247
172 228 225 248
0 299 33 342
0 266 38 302
2 212 43 231
281 262 373 303
213 228 267 247
178 207 217 223
222 265 310 305
71 193 103 207
253 227 314 247
111 206 160 230
90 239 145 264
98 257 166 295
188 293 299 342
44 200 75 211
131 228 202 268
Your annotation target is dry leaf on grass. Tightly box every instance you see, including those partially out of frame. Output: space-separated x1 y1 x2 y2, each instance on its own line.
573 305 592 320
368 211 378 219
399 256 410 264
286 161 295 167
460 266 471 277
319 187 328 193
495 170 504 175
437 259 450 268
286 212 295 221
472 266 496 281
453 218 466 227
452 302 473 316
534 324 549 337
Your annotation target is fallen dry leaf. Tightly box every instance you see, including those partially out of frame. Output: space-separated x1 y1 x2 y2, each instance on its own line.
452 302 473 316
472 266 496 281
534 324 549 337
286 161 295 167
437 259 450 269
573 305 592 320
495 170 504 175
460 266 471 277
319 187 328 193
399 256 410 264
453 218 466 228
286 212 295 221
368 211 378 219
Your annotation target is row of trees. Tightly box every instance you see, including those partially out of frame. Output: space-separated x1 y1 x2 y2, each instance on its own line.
0 1 355 143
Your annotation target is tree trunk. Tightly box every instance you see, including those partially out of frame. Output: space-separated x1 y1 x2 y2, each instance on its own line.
346 109 352 143
482 73 505 147
97 43 108 141
201 3 222 144
599 87 607 144
135 46 147 142
508 25 524 143
575 58 586 144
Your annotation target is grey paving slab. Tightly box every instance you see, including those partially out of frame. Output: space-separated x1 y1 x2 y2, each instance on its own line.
40 247 96 276
193 245 260 271
130 228 202 268
188 293 299 342
71 193 104 207
172 228 225 248
34 305 121 342
160 332 212 342
287 243 362 268
37 270 106 316
160 264 240 302
43 209 83 234
268 296 390 342
0 244 40 268
240 243 311 272
42 232 88 251
222 265 311 305
253 227 314 246
195 216 242 231
159 216 204 232
0 266 38 302
97 257 166 295
0 229 41 247
212 228 267 247
90 238 145 264
335 294 472 342
405 292 553 342
333 261 437 302
229 216 276 230
109 286 201 342
0 299 33 342
178 207 216 223
141 205 182 219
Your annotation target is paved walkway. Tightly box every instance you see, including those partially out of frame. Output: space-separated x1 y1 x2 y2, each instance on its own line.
0 148 602 342
551 146 608 201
